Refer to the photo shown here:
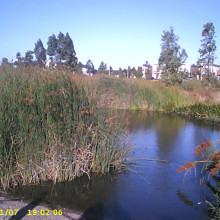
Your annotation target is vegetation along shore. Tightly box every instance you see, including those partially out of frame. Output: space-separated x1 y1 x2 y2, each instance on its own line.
0 64 220 193
0 21 220 217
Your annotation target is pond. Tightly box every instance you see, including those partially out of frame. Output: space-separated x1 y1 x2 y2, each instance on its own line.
8 111 220 219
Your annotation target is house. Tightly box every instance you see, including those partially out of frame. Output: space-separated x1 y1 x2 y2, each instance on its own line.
210 64 220 81
152 64 162 79
82 65 92 76
130 74 137 79
142 65 148 79
113 70 120 78
193 64 220 81
151 63 190 79
178 63 191 73
82 65 98 76
142 64 152 79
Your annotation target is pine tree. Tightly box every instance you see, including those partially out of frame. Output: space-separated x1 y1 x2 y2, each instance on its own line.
198 22 217 78
159 27 187 75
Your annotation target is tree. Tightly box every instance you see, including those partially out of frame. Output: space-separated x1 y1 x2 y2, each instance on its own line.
109 66 114 75
198 22 217 79
191 63 201 78
98 61 107 73
1 58 13 69
86 59 94 75
47 34 58 63
56 32 65 64
34 39 47 67
14 52 24 67
75 62 83 75
119 68 126 77
63 32 78 71
143 61 152 79
122 68 127 77
158 27 188 75
135 67 144 78
129 67 143 78
24 51 34 67
1 57 10 66
16 52 22 62
127 66 131 78
52 32 78 71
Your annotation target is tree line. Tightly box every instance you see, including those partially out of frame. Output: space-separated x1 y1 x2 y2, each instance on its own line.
1 21 218 82
1 32 80 72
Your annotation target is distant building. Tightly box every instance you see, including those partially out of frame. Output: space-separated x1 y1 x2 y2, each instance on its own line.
209 64 220 81
142 65 148 79
142 64 152 79
82 64 97 76
113 70 120 78
151 63 190 79
152 64 162 79
130 74 137 79
178 63 191 73
192 63 220 81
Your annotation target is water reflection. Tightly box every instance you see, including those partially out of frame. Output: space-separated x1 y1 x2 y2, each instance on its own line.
10 173 119 212
176 190 194 207
155 115 185 155
7 111 220 219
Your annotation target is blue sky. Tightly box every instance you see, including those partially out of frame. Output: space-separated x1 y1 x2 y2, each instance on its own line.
1 0 220 69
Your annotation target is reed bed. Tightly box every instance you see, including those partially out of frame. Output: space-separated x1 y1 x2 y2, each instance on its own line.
0 67 129 191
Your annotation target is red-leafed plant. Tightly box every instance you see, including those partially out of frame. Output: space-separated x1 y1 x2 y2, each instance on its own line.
178 140 220 218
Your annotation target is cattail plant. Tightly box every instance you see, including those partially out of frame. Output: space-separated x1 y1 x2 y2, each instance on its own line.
0 66 130 191
177 140 220 218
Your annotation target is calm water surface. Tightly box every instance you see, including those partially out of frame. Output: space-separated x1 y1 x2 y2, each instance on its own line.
10 111 220 220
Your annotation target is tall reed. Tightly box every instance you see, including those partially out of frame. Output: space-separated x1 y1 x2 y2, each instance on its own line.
0 66 129 191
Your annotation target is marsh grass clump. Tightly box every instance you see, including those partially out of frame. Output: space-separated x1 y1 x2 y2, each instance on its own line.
0 67 130 191
176 103 220 123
